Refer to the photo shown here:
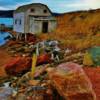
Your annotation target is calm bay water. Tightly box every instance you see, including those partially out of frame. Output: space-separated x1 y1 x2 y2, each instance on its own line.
0 18 13 26
0 18 13 46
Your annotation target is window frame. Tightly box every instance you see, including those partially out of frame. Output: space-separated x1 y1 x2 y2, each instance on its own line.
19 19 21 25
15 19 17 25
30 8 35 13
43 9 47 13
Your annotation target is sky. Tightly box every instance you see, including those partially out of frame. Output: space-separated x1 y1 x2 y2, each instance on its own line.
0 0 100 13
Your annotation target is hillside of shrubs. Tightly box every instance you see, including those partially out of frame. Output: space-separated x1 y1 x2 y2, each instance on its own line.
38 9 100 51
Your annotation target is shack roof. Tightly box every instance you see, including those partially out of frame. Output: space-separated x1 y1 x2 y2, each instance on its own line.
14 3 52 14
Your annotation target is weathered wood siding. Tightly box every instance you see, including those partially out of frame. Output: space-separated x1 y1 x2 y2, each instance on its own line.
29 18 57 34
13 12 25 33
29 17 42 33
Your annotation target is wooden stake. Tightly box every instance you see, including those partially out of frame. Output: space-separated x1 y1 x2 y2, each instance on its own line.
31 53 37 79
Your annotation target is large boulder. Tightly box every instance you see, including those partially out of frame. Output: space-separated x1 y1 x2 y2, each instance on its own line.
5 54 51 76
5 56 32 76
47 62 96 100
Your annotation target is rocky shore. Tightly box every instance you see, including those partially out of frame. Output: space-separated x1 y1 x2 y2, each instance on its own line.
0 37 100 100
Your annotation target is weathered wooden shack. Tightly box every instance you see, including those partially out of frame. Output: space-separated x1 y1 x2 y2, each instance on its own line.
13 3 57 40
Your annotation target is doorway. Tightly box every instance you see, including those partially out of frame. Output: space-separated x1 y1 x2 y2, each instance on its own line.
42 22 48 33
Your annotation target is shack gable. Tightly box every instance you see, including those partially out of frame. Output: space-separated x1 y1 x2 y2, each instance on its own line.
14 3 52 16
27 4 51 16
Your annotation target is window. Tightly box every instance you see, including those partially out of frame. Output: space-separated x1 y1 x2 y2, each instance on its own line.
30 8 35 12
43 9 47 13
19 19 21 25
15 19 17 24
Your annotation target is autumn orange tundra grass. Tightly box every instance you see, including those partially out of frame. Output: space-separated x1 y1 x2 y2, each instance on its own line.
38 9 100 51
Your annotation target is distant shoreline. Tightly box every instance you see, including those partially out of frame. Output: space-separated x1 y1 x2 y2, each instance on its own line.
0 10 13 18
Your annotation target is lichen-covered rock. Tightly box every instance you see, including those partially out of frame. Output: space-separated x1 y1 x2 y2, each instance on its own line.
48 62 96 100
